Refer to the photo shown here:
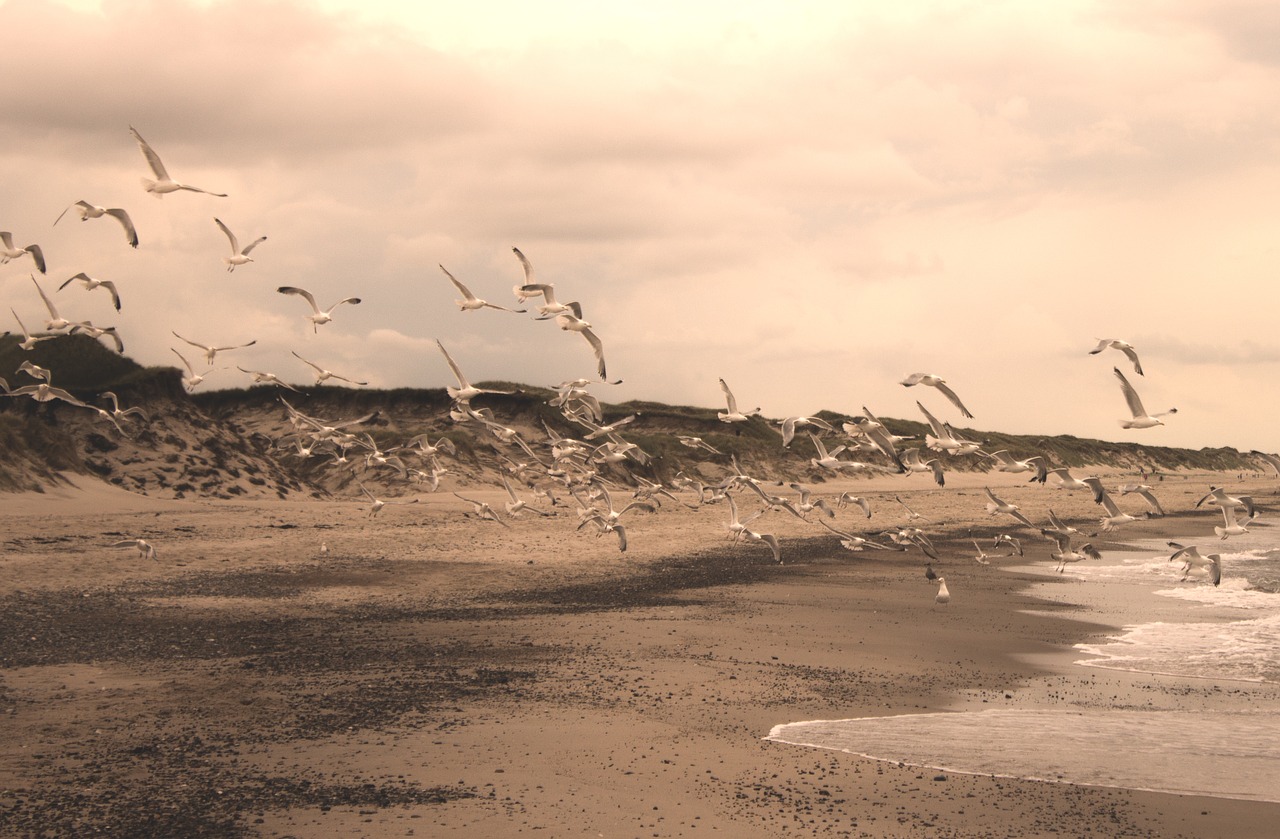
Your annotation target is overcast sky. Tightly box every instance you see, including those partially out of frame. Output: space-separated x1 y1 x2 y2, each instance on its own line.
2 0 1278 451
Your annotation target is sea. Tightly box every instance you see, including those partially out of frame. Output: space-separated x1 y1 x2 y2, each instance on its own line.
766 525 1280 802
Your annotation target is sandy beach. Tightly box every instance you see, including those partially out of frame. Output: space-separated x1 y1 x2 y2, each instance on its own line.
2 469 1278 838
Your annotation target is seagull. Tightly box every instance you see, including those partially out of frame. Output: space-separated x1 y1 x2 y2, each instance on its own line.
894 495 931 523
358 482 420 517
676 435 723 455
925 564 938 581
816 519 890 551
8 308 58 350
214 218 267 271
1090 338 1143 375
510 246 548 304
454 492 510 527
17 360 52 382
777 415 835 448
901 448 945 486
883 526 940 559
58 273 121 311
54 201 139 248
1168 544 1221 585
1195 486 1255 519
724 493 765 543
1215 505 1255 540
901 373 974 418
718 378 761 423
172 331 256 365
68 321 124 353
983 487 1035 528
1252 450 1280 477
1088 481 1139 531
130 126 227 197
435 339 516 406
1119 483 1165 516
1046 467 1094 491
554 302 616 383
100 391 150 424
32 276 73 331
1114 367 1176 429
0 232 46 274
276 286 361 332
788 483 836 519
935 577 950 604
993 533 1024 556
440 264 526 313
971 536 992 565
290 351 368 386
982 450 1048 483
109 538 157 560
171 348 214 391
519 282 576 319
916 401 982 454
237 367 300 392
844 408 907 472
837 492 872 518
1044 508 1084 540
501 475 556 517
1042 530 1102 572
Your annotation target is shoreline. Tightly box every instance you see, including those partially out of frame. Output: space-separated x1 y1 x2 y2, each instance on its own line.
2 473 1279 836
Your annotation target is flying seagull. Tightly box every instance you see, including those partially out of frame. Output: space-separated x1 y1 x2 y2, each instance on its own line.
54 201 139 248
1090 338 1143 375
0 232 46 274
276 286 361 332
214 218 267 271
440 264 525 313
58 273 121 311
1113 367 1176 429
901 373 974 419
130 125 227 197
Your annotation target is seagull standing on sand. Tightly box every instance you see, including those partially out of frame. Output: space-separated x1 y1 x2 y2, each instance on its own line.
276 287 361 332
130 126 227 197
1090 338 1144 375
1113 367 1176 429
214 218 267 271
1 232 46 274
901 373 974 419
58 273 121 311
935 577 950 604
54 201 139 248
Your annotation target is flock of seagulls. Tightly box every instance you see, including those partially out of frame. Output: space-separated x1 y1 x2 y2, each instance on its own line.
2 126 1275 601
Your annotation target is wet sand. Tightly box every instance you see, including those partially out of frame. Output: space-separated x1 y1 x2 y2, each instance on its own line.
2 470 1278 837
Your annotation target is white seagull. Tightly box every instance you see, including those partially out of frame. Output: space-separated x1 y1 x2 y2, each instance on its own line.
130 125 227 197
553 302 616 383
1114 367 1176 429
110 538 158 561
1118 483 1166 516
1215 505 1254 540
32 276 72 331
901 448 945 486
1090 338 1143 376
1042 531 1102 573
171 348 214 391
214 218 267 271
440 264 526 313
290 351 368 386
276 286 361 332
901 373 974 419
935 577 950 604
435 339 516 406
1168 544 1222 586
1195 486 1255 519
237 367 300 392
58 273 121 311
8 308 57 350
172 330 256 365
718 378 761 423
1 232 46 274
983 486 1035 528
54 201 139 248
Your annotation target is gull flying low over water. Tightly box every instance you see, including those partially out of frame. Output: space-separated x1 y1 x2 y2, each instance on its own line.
54 201 139 248
214 218 267 271
1041 530 1102 573
1090 338 1143 375
1 232 46 274
1167 543 1222 585
1215 505 1255 540
901 373 974 419
276 287 361 332
59 273 121 311
130 126 227 197
1113 367 1176 429
440 264 526 313
1195 486 1255 519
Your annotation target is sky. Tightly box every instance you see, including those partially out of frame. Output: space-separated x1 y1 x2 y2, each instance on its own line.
2 0 1278 452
